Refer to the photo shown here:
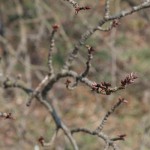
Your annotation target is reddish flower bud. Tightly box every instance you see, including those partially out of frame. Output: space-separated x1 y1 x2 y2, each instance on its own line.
38 136 44 146
65 79 71 88
85 6 91 10
0 112 14 119
121 73 137 87
112 19 120 27
52 24 59 31
118 98 128 104
118 134 126 140
5 112 13 119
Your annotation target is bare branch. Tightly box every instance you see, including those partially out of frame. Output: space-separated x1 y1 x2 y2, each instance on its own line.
63 1 150 70
1 0 150 149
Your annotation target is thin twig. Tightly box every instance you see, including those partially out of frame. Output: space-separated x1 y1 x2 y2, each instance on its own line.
95 98 127 133
48 25 59 76
105 0 111 18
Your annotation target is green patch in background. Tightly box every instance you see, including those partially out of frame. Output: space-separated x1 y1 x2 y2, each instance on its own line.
96 49 111 61
53 52 65 68
115 34 129 46
123 48 150 72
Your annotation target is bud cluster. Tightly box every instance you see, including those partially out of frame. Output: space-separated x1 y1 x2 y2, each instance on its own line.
92 81 112 95
121 73 138 87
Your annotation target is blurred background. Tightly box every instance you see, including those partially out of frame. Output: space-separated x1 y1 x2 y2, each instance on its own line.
0 0 150 149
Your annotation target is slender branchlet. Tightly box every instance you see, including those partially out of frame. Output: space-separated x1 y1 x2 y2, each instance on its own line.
3 77 32 94
71 128 110 144
95 98 128 133
65 45 94 90
105 0 111 19
81 45 94 78
48 24 59 76
63 27 97 71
